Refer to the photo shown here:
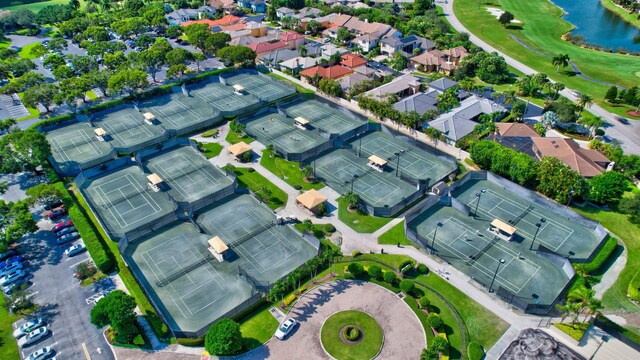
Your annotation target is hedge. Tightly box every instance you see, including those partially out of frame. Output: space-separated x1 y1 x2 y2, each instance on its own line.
580 236 618 274
467 342 484 360
629 270 640 301
177 337 205 346
54 182 115 273
28 113 75 130
145 312 169 339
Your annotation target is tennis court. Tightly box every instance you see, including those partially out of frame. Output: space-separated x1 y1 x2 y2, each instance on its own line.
244 113 330 157
143 146 234 204
407 204 570 306
313 149 418 209
454 179 602 259
92 107 167 153
283 100 365 136
196 195 318 285
81 166 177 236
191 82 260 114
224 72 295 103
351 132 456 183
140 92 221 135
125 222 254 336
46 122 113 173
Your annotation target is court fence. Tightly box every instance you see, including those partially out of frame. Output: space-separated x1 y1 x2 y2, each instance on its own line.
220 69 297 104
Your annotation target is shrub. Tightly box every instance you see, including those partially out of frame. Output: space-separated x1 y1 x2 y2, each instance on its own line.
348 262 365 276
417 263 429 274
324 224 336 233
293 184 302 190
145 312 169 338
467 342 485 360
580 236 617 274
343 326 360 341
205 319 243 355
132 334 145 346
201 129 218 137
177 337 205 346
383 271 397 284
76 262 97 280
432 335 449 355
368 265 383 280
419 296 430 309
428 314 443 330
283 293 296 306
399 259 415 275
351 250 362 257
313 202 327 217
239 151 252 163
399 279 415 294
247 168 255 172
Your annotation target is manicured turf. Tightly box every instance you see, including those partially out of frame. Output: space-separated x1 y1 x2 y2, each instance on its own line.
86 90 98 101
231 167 288 210
17 42 41 60
416 284 465 359
1 0 86 12
453 0 640 115
337 197 392 233
0 295 21 360
225 129 252 145
267 72 315 96
17 92 40 121
378 221 417 248
600 0 640 29
238 303 279 350
260 149 324 190
321 310 383 360
198 142 223 159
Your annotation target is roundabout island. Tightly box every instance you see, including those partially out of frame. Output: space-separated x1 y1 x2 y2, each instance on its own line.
321 310 384 360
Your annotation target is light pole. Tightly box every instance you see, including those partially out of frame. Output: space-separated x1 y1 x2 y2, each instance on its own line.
431 222 443 255
489 258 506 293
395 150 405 177
350 174 359 193
530 218 545 250
589 335 608 360
474 189 487 217
566 189 575 208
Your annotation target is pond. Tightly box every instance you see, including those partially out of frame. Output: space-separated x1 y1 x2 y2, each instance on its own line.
551 0 640 52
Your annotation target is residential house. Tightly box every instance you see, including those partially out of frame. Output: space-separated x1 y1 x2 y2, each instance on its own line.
237 0 266 13
277 7 297 19
246 21 268 37
166 6 216 26
492 122 541 157
410 46 469 75
291 8 322 20
279 56 322 74
259 48 300 68
300 13 338 28
341 53 367 68
393 90 439 115
428 78 459 94
299 65 354 84
279 31 305 49
248 40 289 56
362 74 421 101
427 95 505 142
222 3 242 15
380 35 435 56
327 14 401 51
339 73 370 94
321 43 350 58
531 138 611 177
181 14 242 28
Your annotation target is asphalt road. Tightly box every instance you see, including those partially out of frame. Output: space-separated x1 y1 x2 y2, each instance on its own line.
439 0 640 155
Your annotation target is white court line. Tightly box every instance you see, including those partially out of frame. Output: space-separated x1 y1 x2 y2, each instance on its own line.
50 129 100 162
149 152 223 199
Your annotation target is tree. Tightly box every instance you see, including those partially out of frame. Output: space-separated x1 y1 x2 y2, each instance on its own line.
399 279 415 294
165 25 183 39
470 140 501 169
302 165 314 181
216 46 256 66
306 20 322 35
336 27 353 44
383 271 397 284
576 93 593 116
578 115 605 138
588 171 628 205
536 157 587 204
545 100 579 123
619 192 640 223
21 83 59 112
0 129 51 173
344 192 359 210
166 64 190 79
204 32 231 55
35 4 74 25
90 290 140 343
135 34 155 50
135 49 165 82
165 48 193 66
605 86 618 103
389 52 408 71
368 265 383 280
2 71 44 94
57 77 89 113
25 183 64 207
498 11 514 27
425 127 443 144
436 88 459 112
428 314 443 330
534 123 546 136
82 70 110 97
183 23 212 52
551 54 570 74
347 262 364 276
107 69 148 95
0 200 38 253
475 52 509 84
541 111 558 130
205 319 243 355
318 78 343 97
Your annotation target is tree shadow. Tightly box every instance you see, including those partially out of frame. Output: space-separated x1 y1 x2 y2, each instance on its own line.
31 302 60 325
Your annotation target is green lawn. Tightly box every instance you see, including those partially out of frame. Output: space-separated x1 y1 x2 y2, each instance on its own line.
229 166 288 210
238 303 279 351
416 284 465 359
0 295 21 360
0 39 10 49
197 142 223 159
260 149 324 190
453 0 640 115
600 0 640 29
267 72 315 96
86 90 98 101
225 130 252 145
17 92 40 121
17 42 41 60
321 310 383 360
378 221 417 248
1 0 87 12
337 197 392 233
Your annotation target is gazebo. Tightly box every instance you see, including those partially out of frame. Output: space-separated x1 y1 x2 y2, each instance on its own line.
147 173 163 192
368 155 387 172
489 219 516 241
208 236 229 262
227 141 253 160
232 84 245 95
294 116 310 130
296 189 328 214
94 128 107 141
143 112 156 125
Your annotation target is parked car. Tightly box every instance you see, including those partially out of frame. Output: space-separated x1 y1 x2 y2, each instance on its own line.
52 221 73 233
49 209 67 220
43 202 63 211
26 346 53 360
64 244 86 257
56 226 76 237
18 327 49 348
274 318 298 340
57 232 80 245
13 318 45 339
0 249 19 261
2 276 30 294
0 269 27 286
0 261 23 276
0 256 23 270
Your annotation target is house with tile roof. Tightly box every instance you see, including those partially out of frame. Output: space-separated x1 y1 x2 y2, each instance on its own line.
340 53 367 68
181 14 242 28
279 31 305 49
339 73 370 93
393 90 439 115
247 40 289 55
381 35 435 56
299 65 354 83
531 138 611 177
363 74 421 101
427 95 506 142
410 46 469 75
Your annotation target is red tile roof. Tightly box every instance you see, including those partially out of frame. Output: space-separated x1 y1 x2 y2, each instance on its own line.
299 65 354 80
247 40 288 54
182 14 241 27
340 53 367 68
532 137 610 177
280 31 305 42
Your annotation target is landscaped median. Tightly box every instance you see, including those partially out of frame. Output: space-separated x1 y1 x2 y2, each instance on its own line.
260 149 324 191
320 310 384 360
222 165 288 210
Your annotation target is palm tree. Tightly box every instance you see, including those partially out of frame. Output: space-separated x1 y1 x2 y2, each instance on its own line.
568 288 598 323
100 0 111 12
68 0 81 10
344 192 359 211
579 116 606 138
459 78 476 92
556 303 573 323
299 45 307 57
551 82 565 100
576 93 594 115
552 54 570 74
302 165 314 181
501 90 517 106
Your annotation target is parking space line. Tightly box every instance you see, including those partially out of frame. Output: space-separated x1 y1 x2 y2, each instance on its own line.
82 342 92 360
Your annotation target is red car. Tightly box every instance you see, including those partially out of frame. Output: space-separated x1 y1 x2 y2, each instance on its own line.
52 221 73 233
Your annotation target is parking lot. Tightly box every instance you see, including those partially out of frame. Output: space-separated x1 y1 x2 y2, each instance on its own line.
9 209 114 360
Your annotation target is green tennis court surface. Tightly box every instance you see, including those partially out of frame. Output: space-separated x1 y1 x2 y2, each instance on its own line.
313 149 417 209
143 146 234 204
283 100 365 136
91 107 167 153
140 92 221 135
81 166 177 237
190 81 260 114
349 132 456 183
454 179 602 259
224 72 295 103
46 121 113 173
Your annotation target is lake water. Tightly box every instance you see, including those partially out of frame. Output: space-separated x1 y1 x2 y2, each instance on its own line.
551 0 640 52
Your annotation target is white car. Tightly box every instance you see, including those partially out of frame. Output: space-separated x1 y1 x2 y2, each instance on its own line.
274 318 298 340
18 327 49 348
0 261 23 276
26 346 53 360
64 244 86 257
0 269 26 286
13 318 45 339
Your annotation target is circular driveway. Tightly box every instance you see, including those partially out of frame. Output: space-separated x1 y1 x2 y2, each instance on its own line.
266 280 425 359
